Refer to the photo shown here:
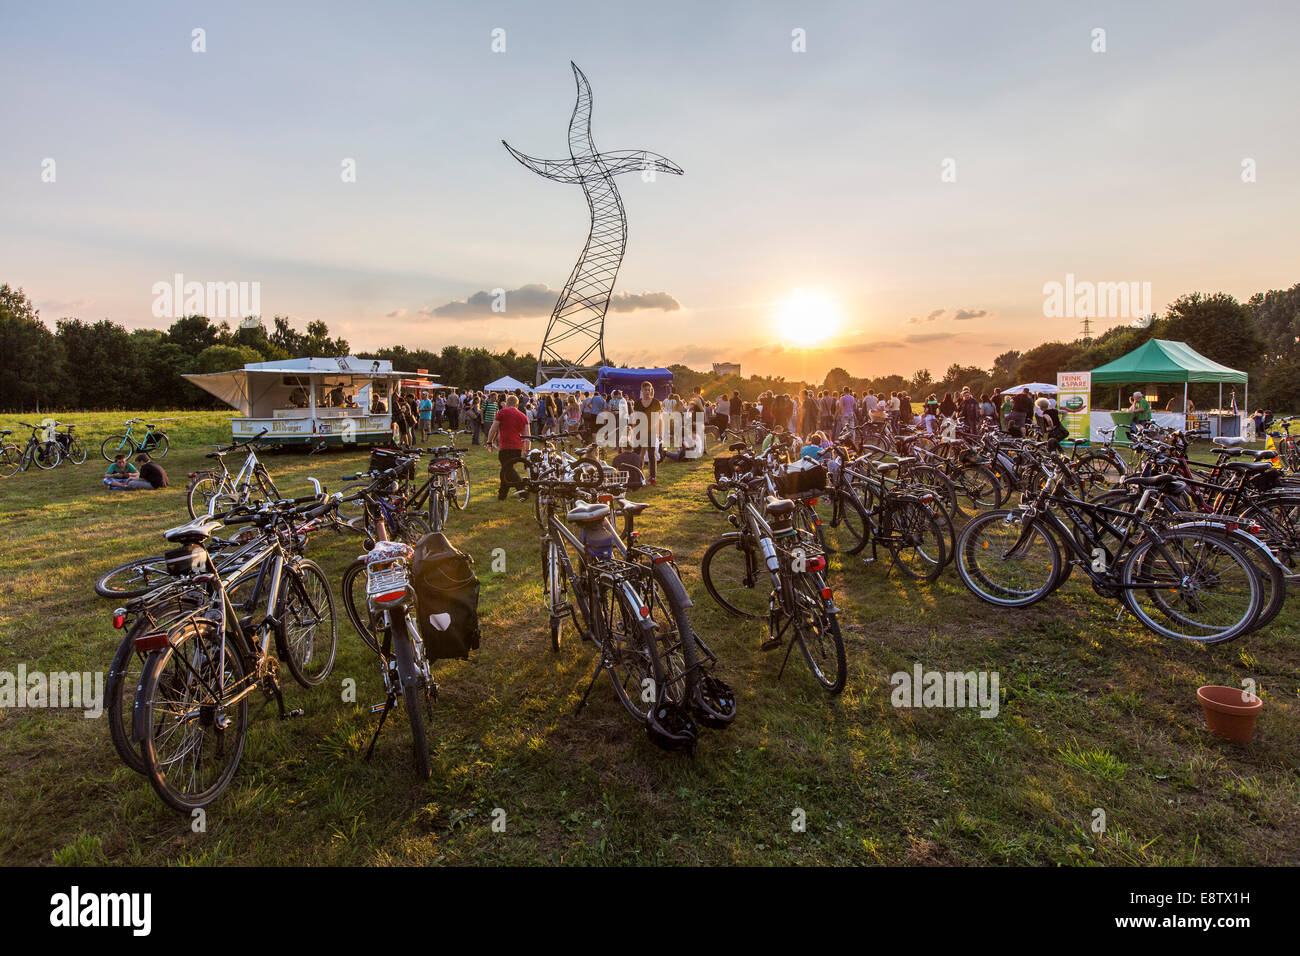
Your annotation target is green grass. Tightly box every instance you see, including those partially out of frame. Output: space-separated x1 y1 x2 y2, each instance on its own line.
1 410 1297 866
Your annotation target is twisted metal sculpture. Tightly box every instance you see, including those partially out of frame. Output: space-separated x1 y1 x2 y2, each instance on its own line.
503 62 683 384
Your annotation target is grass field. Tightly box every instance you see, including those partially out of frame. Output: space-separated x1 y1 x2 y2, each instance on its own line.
1 410 1297 866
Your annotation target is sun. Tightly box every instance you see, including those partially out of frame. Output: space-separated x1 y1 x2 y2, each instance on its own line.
776 289 840 347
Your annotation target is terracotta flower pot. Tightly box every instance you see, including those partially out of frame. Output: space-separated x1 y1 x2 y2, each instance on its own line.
1197 685 1263 744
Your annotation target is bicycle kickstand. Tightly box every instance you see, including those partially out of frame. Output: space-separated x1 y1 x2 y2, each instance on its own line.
574 656 605 716
364 694 397 760
270 676 304 720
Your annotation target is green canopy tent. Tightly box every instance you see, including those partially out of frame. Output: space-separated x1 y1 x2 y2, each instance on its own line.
1090 339 1247 425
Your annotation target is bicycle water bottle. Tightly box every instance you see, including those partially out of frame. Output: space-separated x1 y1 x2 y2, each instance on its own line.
582 521 616 561
759 535 781 575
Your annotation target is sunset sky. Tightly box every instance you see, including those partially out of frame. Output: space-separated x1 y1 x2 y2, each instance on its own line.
3 0 1298 382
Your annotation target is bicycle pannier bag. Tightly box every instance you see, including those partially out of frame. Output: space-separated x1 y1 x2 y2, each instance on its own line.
775 459 827 495
411 532 481 660
369 447 414 480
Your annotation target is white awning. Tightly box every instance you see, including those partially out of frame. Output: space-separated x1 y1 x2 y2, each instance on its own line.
482 375 533 393
534 376 594 393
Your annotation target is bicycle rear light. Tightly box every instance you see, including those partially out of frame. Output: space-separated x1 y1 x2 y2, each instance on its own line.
112 609 126 629
820 587 833 600
806 555 827 572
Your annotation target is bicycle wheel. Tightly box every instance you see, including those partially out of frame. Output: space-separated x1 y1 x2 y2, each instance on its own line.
790 573 847 694
1074 453 1125 497
95 555 173 599
389 620 432 779
543 537 568 651
187 472 232 519
278 559 338 687
809 488 869 555
1121 529 1261 644
952 463 1003 513
106 592 204 774
137 619 248 812
956 509 1061 608
905 465 961 519
254 465 279 502
148 432 170 459
65 438 88 465
394 513 432 544
701 532 769 618
101 435 134 461
884 499 947 582
34 441 61 470
0 444 21 478
453 461 470 509
599 579 661 723
341 557 380 653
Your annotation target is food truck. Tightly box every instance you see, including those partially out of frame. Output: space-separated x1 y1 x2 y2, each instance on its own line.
184 356 438 447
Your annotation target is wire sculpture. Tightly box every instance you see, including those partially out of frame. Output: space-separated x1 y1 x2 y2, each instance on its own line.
503 62 683 384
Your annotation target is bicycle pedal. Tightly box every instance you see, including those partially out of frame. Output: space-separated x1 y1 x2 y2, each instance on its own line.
760 636 783 652
369 701 391 713
285 708 305 719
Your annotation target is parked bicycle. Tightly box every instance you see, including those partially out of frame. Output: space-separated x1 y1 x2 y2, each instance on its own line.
185 430 278 518
0 422 63 475
101 417 173 461
129 496 338 810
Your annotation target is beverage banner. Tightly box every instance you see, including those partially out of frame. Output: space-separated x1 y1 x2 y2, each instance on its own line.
1056 371 1091 444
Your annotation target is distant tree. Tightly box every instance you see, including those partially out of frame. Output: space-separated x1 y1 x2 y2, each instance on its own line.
0 285 66 411
909 368 933 394
1162 292 1265 379
165 314 222 357
1014 341 1084 385
1247 284 1300 371
56 319 145 409
196 344 263 374
823 367 853 391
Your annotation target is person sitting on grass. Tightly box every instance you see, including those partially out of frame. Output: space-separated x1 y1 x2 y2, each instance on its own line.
103 453 151 490
135 453 169 489
799 430 830 461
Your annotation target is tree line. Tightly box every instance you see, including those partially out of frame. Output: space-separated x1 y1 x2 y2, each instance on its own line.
2 282 1296 414
0 284 537 412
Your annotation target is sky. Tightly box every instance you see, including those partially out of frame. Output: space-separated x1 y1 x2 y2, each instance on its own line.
2 0 1298 382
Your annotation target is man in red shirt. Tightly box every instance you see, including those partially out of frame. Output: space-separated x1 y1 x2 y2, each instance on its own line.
487 394 531 500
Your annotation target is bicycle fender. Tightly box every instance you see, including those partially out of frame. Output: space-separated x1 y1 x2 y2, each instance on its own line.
651 560 693 609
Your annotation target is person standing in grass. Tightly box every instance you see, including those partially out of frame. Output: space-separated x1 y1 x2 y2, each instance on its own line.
481 392 500 437
487 394 530 500
1128 390 1152 422
418 393 433 439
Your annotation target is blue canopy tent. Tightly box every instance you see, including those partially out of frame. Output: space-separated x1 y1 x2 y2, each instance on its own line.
595 366 674 400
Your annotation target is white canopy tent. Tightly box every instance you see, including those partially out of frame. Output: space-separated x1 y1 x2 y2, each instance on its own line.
1005 382 1059 394
481 375 533 393
534 376 595 393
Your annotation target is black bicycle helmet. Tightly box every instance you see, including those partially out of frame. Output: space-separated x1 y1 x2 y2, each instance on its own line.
645 700 698 754
691 674 738 729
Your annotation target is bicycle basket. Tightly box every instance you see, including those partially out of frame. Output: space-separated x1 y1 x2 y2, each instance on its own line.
428 458 458 475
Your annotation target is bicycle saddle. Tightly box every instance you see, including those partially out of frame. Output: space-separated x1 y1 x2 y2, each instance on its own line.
205 451 227 459
164 516 224 544
565 502 610 523
616 499 649 515
1213 437 1245 447
1223 460 1274 474
765 496 796 517
1122 474 1186 492
1248 450 1278 461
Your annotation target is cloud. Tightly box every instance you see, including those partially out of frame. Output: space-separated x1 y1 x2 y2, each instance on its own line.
609 290 680 312
422 283 679 320
926 308 945 322
904 331 958 344
952 308 989 321
386 307 407 318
